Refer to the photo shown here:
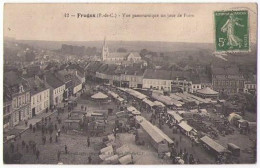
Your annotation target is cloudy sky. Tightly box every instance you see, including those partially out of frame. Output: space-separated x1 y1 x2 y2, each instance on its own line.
4 3 257 43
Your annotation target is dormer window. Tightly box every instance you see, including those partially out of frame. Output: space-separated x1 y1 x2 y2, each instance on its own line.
19 85 24 93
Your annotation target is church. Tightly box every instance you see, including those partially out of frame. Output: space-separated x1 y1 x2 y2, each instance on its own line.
101 37 142 63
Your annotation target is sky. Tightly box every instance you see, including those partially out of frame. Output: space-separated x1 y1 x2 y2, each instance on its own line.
4 3 257 43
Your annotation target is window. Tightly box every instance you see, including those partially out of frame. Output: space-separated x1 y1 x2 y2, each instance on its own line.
27 93 30 103
14 112 17 122
18 97 21 106
22 95 25 104
13 98 17 108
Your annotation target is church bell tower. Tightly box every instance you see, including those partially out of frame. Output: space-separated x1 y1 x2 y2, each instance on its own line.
102 37 109 61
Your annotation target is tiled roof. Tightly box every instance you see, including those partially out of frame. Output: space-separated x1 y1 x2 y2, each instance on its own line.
171 71 191 80
211 66 240 76
199 75 212 83
56 70 73 82
144 69 171 80
85 61 103 72
72 74 82 86
123 66 144 76
127 52 141 58
67 64 85 74
26 77 48 95
211 67 226 75
45 73 64 88
4 71 30 94
109 52 128 58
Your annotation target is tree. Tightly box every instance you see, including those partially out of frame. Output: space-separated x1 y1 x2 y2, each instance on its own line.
25 51 35 62
140 49 149 57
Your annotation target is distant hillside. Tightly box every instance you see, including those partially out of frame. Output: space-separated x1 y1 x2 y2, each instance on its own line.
7 39 214 53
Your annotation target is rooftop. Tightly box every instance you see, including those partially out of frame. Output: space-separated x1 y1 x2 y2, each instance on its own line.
26 76 49 95
45 73 64 89
144 69 171 80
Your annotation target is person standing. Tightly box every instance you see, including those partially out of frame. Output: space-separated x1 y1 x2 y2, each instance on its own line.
55 134 58 143
22 140 25 149
36 150 40 160
88 156 92 164
25 120 28 127
65 145 68 154
26 144 29 153
87 137 90 147
44 136 46 145
16 143 19 152
49 136 52 143
57 150 61 161
33 143 36 154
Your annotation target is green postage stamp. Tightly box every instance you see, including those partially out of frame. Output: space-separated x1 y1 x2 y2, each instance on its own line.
214 10 249 52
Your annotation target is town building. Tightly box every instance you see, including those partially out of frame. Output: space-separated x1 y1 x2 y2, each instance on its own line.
120 67 144 88
26 76 50 117
171 71 193 93
4 71 31 127
243 74 257 94
211 66 245 94
44 73 65 107
56 70 74 100
96 64 118 84
3 93 12 129
72 74 83 96
143 69 172 92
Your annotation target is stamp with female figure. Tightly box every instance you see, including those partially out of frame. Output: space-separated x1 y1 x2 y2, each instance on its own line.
215 10 249 52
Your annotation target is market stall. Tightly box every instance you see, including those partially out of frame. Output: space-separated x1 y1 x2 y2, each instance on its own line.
196 87 219 99
91 92 109 103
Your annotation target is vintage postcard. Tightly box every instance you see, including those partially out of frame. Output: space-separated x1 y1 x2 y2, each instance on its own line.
2 3 258 165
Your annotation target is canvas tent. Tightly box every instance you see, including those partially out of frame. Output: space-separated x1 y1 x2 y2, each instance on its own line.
196 87 219 99
167 110 183 123
103 154 119 164
137 116 173 153
200 136 226 155
228 113 243 124
116 145 130 157
99 145 114 160
91 92 109 102
119 154 133 164
178 121 194 136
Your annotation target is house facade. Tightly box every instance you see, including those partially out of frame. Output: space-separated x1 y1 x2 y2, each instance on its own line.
26 76 50 117
4 72 31 127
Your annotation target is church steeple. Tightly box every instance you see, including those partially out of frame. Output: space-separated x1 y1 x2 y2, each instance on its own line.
102 36 109 61
103 36 106 47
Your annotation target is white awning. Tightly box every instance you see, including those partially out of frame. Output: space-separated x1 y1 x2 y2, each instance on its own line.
178 121 193 132
91 92 108 99
119 154 132 164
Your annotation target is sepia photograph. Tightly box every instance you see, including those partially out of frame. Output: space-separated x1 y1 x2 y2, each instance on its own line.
2 2 258 165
